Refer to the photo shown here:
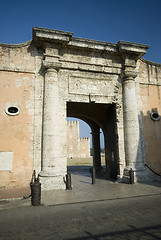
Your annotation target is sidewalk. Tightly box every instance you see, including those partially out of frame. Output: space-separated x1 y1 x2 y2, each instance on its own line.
1 166 161 210
41 166 161 205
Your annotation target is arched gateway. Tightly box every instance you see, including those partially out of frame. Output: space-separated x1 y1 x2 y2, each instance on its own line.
33 27 149 189
1 27 161 193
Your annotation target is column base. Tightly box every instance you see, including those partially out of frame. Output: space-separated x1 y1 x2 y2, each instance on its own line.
39 174 66 190
121 166 155 184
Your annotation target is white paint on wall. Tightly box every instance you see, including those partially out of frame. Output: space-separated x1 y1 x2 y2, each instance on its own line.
0 152 13 171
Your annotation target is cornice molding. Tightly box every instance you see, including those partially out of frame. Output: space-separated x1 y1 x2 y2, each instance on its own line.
33 27 150 62
33 27 73 45
33 27 149 58
117 41 150 59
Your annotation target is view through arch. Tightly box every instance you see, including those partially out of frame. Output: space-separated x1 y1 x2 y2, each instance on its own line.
67 117 105 172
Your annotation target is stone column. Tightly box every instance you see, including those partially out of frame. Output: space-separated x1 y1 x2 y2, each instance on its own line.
122 70 144 173
39 62 66 189
91 129 101 172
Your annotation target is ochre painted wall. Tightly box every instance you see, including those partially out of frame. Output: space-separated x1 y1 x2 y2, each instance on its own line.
0 71 34 188
140 84 161 174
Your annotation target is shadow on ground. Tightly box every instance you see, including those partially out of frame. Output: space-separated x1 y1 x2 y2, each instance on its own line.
67 165 110 181
65 224 161 240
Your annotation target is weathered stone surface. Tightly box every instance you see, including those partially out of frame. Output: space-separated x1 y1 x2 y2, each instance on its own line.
0 27 161 193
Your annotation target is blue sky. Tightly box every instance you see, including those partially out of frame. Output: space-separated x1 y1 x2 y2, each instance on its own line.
1 0 161 147
1 0 161 63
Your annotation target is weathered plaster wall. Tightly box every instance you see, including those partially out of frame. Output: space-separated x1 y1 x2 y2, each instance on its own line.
139 59 161 174
0 71 34 188
0 42 36 189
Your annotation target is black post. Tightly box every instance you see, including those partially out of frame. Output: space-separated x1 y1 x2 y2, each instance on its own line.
30 176 41 206
129 168 134 184
92 167 96 184
66 173 72 190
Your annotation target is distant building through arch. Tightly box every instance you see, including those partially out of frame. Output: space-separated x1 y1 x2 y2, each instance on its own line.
67 121 90 158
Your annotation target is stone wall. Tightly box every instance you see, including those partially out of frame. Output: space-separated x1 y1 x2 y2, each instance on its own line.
79 138 90 158
0 27 161 193
0 42 35 188
67 121 90 158
67 121 79 158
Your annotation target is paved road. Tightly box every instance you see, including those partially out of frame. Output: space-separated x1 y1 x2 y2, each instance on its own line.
0 194 161 240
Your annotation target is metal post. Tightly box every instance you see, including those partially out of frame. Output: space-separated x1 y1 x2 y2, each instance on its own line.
66 173 72 190
30 173 41 206
129 168 134 184
92 167 96 184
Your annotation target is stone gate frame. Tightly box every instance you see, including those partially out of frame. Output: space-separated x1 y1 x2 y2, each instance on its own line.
32 27 150 190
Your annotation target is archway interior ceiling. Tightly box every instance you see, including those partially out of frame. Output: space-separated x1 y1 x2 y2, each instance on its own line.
67 102 114 132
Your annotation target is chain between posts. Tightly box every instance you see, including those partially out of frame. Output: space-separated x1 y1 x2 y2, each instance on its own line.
145 164 161 177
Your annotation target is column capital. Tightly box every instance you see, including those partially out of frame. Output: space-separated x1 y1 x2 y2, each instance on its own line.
120 70 138 81
42 60 62 72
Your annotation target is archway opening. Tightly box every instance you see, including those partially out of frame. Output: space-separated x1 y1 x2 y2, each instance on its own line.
67 101 118 181
67 102 119 182
67 117 92 167
67 116 106 180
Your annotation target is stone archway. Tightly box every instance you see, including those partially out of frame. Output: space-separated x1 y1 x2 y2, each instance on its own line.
32 27 150 190
67 102 119 179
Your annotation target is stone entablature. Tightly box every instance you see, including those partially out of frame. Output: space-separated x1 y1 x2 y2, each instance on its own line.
0 27 161 193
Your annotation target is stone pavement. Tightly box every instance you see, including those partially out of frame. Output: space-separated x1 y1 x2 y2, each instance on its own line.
1 166 161 210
